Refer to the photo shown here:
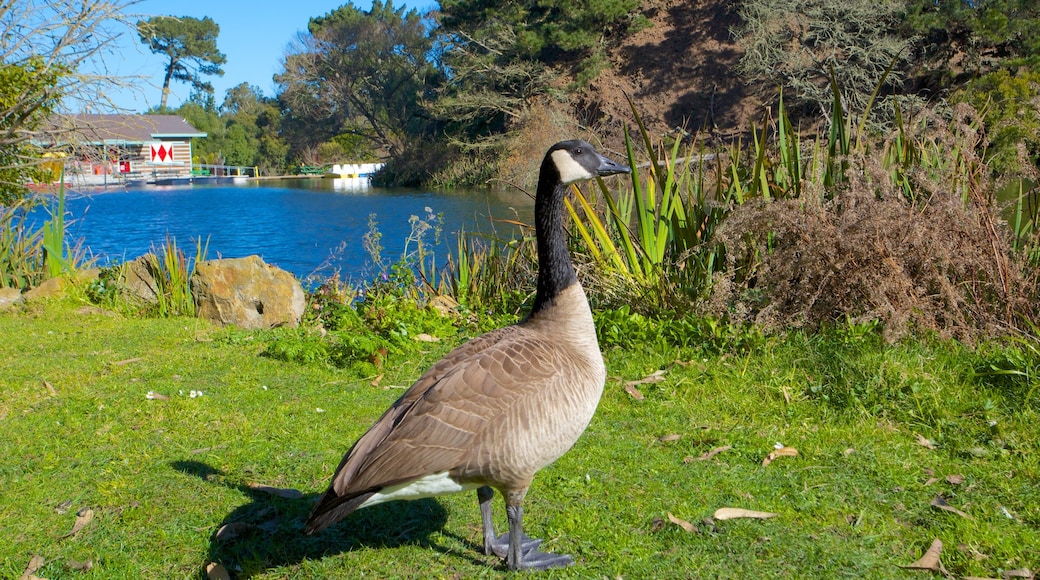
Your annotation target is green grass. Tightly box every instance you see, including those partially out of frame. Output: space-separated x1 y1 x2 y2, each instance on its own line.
1 299 1037 578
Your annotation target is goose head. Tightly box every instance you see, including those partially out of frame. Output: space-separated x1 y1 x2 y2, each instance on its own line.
543 140 631 185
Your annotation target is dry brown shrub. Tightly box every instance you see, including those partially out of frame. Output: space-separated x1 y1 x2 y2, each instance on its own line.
708 152 1034 343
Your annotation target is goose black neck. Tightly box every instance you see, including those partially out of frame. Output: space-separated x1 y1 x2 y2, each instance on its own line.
530 170 577 316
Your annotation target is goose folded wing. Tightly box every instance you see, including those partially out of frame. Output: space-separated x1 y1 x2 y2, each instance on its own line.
330 331 566 496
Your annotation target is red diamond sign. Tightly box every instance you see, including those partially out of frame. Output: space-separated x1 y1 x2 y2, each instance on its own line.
149 142 175 164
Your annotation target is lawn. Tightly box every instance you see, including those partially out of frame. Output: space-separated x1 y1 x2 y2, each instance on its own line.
1 298 1037 578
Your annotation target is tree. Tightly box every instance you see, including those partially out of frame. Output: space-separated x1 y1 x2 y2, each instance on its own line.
170 84 289 175
219 83 289 174
902 0 1040 91
137 15 226 110
1 0 140 202
733 0 909 117
275 1 438 158
438 0 646 86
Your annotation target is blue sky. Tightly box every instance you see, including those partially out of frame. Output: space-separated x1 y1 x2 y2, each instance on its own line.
104 0 431 112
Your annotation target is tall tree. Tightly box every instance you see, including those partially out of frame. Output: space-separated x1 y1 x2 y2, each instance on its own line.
438 0 646 85
275 0 438 158
137 15 226 110
1 0 140 202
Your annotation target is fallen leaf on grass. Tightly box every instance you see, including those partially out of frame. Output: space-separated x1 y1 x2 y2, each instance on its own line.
930 495 973 520
1002 569 1034 579
370 374 384 388
657 434 681 443
66 558 93 571
623 383 645 400
145 391 169 400
62 508 94 538
957 544 990 561
246 483 303 499
945 474 965 485
215 522 256 542
713 507 778 520
686 445 733 463
626 370 666 386
900 538 948 575
762 446 798 466
205 562 231 580
916 433 937 450
667 512 697 533
43 380 57 397
54 499 73 514
413 333 440 343
20 555 44 580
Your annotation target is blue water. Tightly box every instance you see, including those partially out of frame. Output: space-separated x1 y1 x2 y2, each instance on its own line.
32 179 534 283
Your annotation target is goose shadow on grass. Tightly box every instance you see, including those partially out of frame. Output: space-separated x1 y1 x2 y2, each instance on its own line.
172 460 489 578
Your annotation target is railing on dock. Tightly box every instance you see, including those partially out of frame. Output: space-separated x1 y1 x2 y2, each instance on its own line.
192 164 258 177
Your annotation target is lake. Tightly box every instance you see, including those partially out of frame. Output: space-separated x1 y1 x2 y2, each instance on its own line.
36 179 535 283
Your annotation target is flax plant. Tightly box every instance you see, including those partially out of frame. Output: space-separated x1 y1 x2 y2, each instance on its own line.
41 181 72 278
146 234 208 317
0 200 44 289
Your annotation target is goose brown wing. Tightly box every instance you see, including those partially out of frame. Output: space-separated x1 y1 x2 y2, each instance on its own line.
327 326 564 496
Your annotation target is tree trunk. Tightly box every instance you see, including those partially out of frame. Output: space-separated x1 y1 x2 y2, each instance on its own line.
160 57 177 110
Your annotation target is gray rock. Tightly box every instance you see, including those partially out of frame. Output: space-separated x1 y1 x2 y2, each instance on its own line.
120 255 161 306
191 255 305 329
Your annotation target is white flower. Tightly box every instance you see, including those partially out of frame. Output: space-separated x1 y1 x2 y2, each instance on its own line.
316 408 326 413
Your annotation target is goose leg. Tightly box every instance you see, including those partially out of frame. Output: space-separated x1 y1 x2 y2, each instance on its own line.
477 486 543 559
478 486 499 556
503 500 574 571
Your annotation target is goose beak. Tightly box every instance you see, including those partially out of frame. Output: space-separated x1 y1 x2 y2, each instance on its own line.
596 153 631 177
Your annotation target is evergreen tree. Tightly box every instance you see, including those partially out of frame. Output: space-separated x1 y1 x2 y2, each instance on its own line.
137 16 227 110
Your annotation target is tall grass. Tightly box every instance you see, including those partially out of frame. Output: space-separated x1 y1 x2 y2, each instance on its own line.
1 179 88 290
146 234 209 317
436 77 1038 338
0 200 45 289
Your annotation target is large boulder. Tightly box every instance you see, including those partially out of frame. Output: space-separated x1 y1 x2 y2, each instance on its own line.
191 255 305 329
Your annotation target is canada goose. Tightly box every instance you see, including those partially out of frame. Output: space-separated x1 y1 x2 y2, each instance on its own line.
304 140 630 571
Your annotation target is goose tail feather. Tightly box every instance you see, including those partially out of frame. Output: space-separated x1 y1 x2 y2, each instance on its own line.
304 489 377 535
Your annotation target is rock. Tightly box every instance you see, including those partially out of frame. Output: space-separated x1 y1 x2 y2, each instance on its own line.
0 287 24 310
23 276 68 301
120 255 161 306
17 268 102 304
191 255 305 329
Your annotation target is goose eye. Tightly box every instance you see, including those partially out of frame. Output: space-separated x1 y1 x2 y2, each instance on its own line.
574 148 583 155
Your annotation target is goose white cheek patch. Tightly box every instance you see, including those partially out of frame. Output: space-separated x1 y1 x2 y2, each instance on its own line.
552 149 595 184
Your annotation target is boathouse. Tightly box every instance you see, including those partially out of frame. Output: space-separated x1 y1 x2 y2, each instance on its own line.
41 114 207 186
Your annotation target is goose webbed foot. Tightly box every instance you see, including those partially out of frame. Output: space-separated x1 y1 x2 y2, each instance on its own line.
477 486 574 571
486 530 542 558
491 532 573 570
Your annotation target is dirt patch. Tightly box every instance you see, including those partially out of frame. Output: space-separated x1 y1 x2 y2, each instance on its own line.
578 0 764 149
